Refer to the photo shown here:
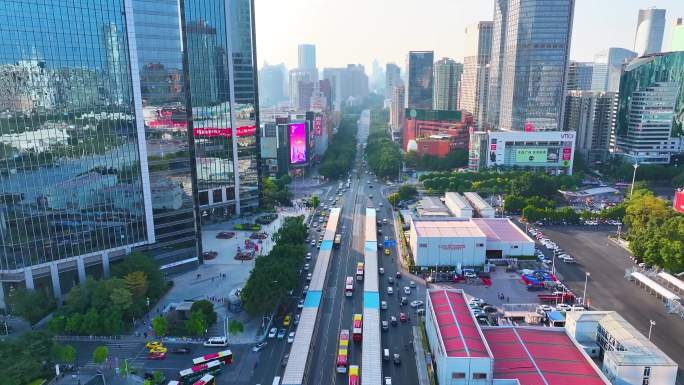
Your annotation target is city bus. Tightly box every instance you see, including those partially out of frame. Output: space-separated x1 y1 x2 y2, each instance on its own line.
355 262 364 281
336 329 350 373
348 365 360 385
345 276 354 297
178 360 223 385
192 349 233 365
334 234 342 248
352 314 363 342
191 374 215 385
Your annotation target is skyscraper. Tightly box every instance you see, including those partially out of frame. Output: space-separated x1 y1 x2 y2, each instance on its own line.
259 63 287 106
563 91 617 163
0 0 260 307
633 8 666 56
432 58 462 111
322 65 368 111
566 61 593 91
406 51 434 109
461 21 493 128
385 63 402 99
494 0 575 131
289 69 315 109
298 44 317 71
591 48 637 92
486 0 508 129
390 85 406 134
669 18 684 52
614 52 684 164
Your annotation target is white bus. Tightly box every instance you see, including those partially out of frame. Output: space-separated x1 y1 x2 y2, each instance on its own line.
345 276 354 297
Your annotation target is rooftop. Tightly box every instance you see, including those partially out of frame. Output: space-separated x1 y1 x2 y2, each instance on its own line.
444 192 472 210
471 218 534 244
483 327 609 385
416 196 451 217
559 187 619 198
413 219 485 238
463 192 493 210
428 290 490 358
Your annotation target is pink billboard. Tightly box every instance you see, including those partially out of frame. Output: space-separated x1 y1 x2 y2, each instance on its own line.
289 123 307 164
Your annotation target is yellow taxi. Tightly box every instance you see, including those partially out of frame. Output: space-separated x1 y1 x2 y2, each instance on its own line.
283 314 292 327
149 346 167 354
145 341 163 350
384 248 391 256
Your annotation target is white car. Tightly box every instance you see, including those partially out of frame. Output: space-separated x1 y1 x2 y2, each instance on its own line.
464 271 477 279
387 286 394 295
306 252 312 260
303 263 310 271
297 299 304 309
287 332 296 343
403 286 411 295
306 273 312 281
410 300 424 308
556 304 572 312
268 327 277 338
379 267 385 275
537 304 553 313
381 300 388 310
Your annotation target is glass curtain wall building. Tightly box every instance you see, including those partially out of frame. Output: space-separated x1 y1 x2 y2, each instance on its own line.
0 0 259 308
497 0 575 131
406 51 434 109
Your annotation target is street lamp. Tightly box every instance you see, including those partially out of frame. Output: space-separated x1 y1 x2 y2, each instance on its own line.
648 320 656 340
630 163 640 196
582 272 591 307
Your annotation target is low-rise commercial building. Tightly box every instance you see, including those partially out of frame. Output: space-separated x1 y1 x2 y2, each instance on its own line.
444 192 473 218
425 289 611 385
565 311 678 385
415 196 452 217
408 217 534 267
469 130 576 175
403 108 472 153
463 192 495 218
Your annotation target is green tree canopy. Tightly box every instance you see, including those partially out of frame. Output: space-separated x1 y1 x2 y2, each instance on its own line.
190 300 217 327
185 310 208 337
92 346 109 365
151 315 168 337
6 288 55 324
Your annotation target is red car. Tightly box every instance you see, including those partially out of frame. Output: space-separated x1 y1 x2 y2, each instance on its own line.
147 352 166 360
399 313 407 323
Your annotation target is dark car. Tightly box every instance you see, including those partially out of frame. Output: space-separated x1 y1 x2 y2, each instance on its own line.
393 353 401 365
202 251 218 260
281 354 290 367
216 231 235 239
171 347 192 354
395 272 401 279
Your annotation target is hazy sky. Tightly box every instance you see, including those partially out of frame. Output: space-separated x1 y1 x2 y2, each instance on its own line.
255 0 684 71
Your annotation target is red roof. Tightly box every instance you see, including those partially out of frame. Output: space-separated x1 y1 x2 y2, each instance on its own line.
482 327 608 385
471 218 533 243
428 290 490 358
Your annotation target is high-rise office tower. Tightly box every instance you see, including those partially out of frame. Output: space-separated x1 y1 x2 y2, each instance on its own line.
566 61 593 91
492 0 575 131
322 65 368 111
461 21 493 128
386 63 402 99
486 0 508 129
634 8 666 56
371 59 385 94
298 44 316 70
614 52 684 164
591 48 637 92
0 0 260 307
563 91 617 163
297 44 318 83
406 51 434 109
259 63 287 106
670 18 684 52
432 58 462 111
390 85 406 133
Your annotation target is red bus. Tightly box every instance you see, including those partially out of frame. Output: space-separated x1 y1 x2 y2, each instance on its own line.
348 365 359 385
355 262 364 281
192 350 233 365
336 329 350 373
345 276 354 297
352 314 362 342
178 360 222 385
192 374 215 385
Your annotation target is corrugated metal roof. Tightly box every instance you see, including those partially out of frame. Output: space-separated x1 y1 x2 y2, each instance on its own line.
414 219 486 238
630 272 680 301
471 218 534 243
445 192 472 210
428 290 491 358
463 192 494 211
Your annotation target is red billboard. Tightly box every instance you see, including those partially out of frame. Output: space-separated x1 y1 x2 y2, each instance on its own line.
193 126 256 138
674 190 684 214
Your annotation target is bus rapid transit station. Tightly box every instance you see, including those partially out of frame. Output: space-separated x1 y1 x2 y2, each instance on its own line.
361 207 382 385
281 208 342 385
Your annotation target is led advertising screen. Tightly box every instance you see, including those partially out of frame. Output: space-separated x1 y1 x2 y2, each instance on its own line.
515 148 547 163
289 123 307 164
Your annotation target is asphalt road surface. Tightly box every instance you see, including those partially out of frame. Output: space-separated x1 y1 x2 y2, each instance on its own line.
536 225 684 384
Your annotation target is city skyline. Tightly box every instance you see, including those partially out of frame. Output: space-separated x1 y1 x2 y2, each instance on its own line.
255 0 684 71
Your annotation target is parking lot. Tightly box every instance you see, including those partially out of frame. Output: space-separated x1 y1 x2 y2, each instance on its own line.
535 225 684 383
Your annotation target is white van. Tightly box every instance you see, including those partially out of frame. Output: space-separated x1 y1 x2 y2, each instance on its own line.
383 348 390 361
203 336 228 347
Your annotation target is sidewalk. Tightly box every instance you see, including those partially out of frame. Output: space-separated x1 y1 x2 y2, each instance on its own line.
133 207 311 344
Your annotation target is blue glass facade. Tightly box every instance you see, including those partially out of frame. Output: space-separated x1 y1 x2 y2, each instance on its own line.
406 51 434 109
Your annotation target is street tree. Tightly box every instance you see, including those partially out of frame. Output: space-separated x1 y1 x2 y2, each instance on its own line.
56 345 77 364
310 195 320 209
151 315 168 337
190 300 217 327
387 193 400 207
123 271 149 299
228 319 244 336
185 310 208 337
92 346 109 365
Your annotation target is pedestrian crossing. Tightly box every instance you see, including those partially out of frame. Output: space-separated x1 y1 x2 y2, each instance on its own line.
81 341 144 369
